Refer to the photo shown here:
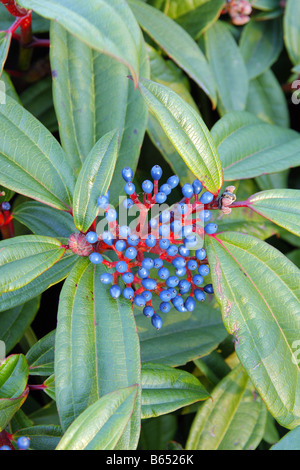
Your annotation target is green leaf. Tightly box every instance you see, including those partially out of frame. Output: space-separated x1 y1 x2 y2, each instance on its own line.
0 251 77 312
284 0 300 66
163 0 210 19
136 296 227 366
55 258 141 449
205 21 249 113
14 425 62 451
206 231 300 429
0 354 29 430
138 78 223 194
13 201 77 239
0 96 75 210
26 330 55 376
176 0 225 39
1 71 20 103
128 0 217 105
73 129 119 232
50 23 149 190
239 18 283 79
287 249 300 268
17 0 142 86
0 296 40 353
251 0 282 11
211 111 300 181
271 426 300 450
0 235 66 295
186 365 267 450
56 386 138 450
247 189 300 237
43 375 56 401
0 32 11 76
141 363 209 418
140 414 177 450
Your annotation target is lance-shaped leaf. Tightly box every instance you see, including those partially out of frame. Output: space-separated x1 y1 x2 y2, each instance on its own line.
0 355 29 430
0 96 75 210
50 23 149 189
246 189 300 237
55 258 141 449
0 32 11 76
26 330 56 376
0 235 66 295
56 386 138 450
14 425 62 451
206 231 300 429
271 426 300 450
128 0 217 105
141 363 209 418
17 0 142 86
211 111 300 181
284 0 300 66
186 365 267 450
137 78 223 195
73 129 119 232
175 0 225 39
0 296 40 354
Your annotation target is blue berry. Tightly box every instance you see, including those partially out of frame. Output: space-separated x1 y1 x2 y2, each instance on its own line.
196 248 206 261
134 295 146 308
180 225 193 238
97 195 109 209
167 245 178 257
143 306 154 317
0 445 11 450
192 180 203 195
167 175 179 188
160 184 171 195
178 245 189 257
154 258 163 269
159 239 170 250
142 278 157 290
200 210 211 222
151 313 163 330
184 235 197 248
122 272 134 284
175 266 187 277
124 182 135 195
1 202 11 211
172 257 186 269
159 224 170 238
122 167 133 182
106 208 117 222
170 220 182 233
166 275 179 288
198 264 209 276
138 267 149 279
149 218 159 230
185 296 196 312
127 234 139 246
179 279 191 294
115 240 126 252
159 289 171 302
89 252 103 264
194 289 205 302
123 287 134 299
177 203 189 214
155 192 167 204
200 191 214 204
142 180 153 194
205 223 218 234
100 273 113 284
160 302 171 313
146 234 157 248
151 165 163 180
119 225 131 238
192 274 203 286
204 284 214 294
182 183 194 199
142 290 152 301
142 258 154 270
110 285 122 299
125 246 137 259
116 261 128 273
186 260 198 271
158 267 169 280
86 231 98 244
172 295 184 309
123 198 133 209
167 287 177 299
159 210 171 223
102 231 114 245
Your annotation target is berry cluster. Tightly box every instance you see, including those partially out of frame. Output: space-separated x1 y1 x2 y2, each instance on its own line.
0 436 30 450
69 165 218 330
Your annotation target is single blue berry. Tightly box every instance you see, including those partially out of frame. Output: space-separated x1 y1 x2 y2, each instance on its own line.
122 272 134 284
124 182 135 195
192 274 203 286
86 231 98 244
138 267 149 279
123 198 133 209
166 275 179 288
204 284 214 294
170 220 182 233
115 240 127 252
100 273 113 284
155 192 167 204
198 264 209 276
180 225 193 238
110 285 122 299
89 252 103 264
182 183 194 199
154 258 163 269
122 167 133 182
159 239 170 250
102 231 114 245
142 278 157 290
178 245 189 257
160 184 171 195
185 296 196 312
196 248 206 261
151 165 163 180
159 224 170 238
116 261 128 273
192 180 203 195
175 266 187 277
105 208 117 222
167 175 179 188
159 210 171 224
172 257 186 269
160 301 171 313
134 295 146 308
200 191 214 204
186 259 198 271
142 180 153 194
159 289 171 302
97 195 109 209
127 234 139 246
1 202 11 211
142 258 154 270
172 295 184 309
158 267 169 280
200 210 211 222
0 445 11 450
177 203 189 214
167 245 178 257
167 287 177 299
205 223 218 234
142 290 152 301
194 289 205 302
123 287 134 299
149 218 159 230
119 225 131 238
143 306 154 317
151 313 163 330
125 246 137 259
146 234 157 248
184 235 197 248
178 279 191 294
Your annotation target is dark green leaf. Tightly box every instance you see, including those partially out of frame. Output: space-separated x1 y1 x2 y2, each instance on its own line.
0 32 11 76
26 330 55 376
271 426 300 450
14 425 62 450
284 0 300 66
176 0 225 39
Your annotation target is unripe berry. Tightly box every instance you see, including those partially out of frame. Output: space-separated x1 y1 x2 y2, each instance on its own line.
68 232 93 257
